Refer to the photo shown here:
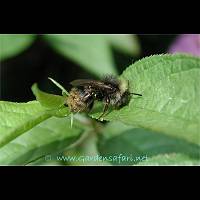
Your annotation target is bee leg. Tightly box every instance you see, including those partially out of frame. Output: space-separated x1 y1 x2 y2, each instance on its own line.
77 99 94 113
87 100 94 113
98 98 109 120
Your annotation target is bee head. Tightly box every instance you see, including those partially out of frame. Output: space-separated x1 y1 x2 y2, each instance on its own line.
119 79 129 94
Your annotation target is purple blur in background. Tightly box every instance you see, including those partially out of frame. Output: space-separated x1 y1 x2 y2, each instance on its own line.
168 34 200 57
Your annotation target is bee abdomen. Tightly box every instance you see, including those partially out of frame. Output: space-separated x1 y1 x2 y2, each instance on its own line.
67 88 87 112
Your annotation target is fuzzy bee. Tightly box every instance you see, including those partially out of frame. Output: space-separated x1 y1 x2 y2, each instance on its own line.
67 75 142 119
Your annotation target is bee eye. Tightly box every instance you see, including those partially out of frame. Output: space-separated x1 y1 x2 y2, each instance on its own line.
91 92 96 96
112 87 116 91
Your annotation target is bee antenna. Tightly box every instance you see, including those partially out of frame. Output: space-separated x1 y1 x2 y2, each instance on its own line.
127 81 142 96
130 92 142 96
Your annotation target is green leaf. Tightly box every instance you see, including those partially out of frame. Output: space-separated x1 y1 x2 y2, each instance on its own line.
137 153 200 166
0 117 84 165
65 132 111 166
0 34 35 61
97 122 200 165
91 54 200 145
105 34 141 56
48 77 69 96
44 34 118 77
0 101 69 148
32 83 66 109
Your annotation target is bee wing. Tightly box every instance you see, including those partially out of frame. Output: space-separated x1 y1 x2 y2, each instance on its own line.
70 79 113 89
70 79 94 86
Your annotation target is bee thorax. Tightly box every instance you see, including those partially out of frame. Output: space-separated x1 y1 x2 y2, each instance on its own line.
109 92 122 106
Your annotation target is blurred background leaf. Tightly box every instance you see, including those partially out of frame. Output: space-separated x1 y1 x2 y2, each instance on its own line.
105 34 141 56
0 117 85 165
44 34 118 77
0 34 35 61
97 122 200 165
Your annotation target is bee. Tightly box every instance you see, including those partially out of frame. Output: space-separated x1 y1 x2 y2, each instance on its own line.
67 75 142 119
